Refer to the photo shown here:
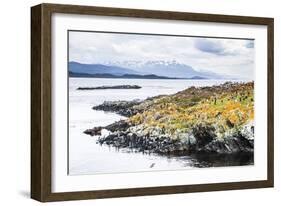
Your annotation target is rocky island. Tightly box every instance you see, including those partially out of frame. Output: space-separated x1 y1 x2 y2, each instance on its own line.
85 82 254 156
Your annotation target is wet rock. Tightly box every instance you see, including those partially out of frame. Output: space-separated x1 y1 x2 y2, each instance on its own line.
201 134 253 154
86 119 254 156
84 126 103 136
192 124 215 148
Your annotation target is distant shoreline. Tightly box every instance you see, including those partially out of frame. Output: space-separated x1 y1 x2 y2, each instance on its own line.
69 76 244 81
69 71 208 80
77 85 142 90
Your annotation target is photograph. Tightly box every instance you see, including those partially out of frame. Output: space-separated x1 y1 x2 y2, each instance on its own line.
68 30 255 175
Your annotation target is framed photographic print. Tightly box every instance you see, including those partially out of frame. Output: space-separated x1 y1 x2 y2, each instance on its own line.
31 3 274 202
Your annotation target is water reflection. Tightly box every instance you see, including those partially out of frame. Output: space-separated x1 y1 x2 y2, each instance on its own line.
100 143 254 169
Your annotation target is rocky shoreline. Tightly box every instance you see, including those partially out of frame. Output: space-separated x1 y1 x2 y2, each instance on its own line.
92 95 165 117
85 82 254 156
92 100 143 117
85 119 254 155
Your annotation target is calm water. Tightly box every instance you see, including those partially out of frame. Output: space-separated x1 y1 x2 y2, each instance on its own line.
69 78 252 175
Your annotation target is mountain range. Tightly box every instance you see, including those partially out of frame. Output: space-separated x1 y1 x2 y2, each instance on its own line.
69 71 186 79
69 61 226 79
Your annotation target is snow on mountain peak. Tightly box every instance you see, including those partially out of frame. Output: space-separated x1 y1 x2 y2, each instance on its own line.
103 60 184 68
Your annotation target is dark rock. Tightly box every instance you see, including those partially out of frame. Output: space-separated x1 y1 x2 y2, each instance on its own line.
92 100 143 117
84 126 103 136
191 124 215 148
201 134 253 154
85 119 254 156
85 118 253 155
104 120 130 132
226 119 234 128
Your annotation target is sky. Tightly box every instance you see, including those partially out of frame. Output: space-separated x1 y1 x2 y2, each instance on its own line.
69 31 255 79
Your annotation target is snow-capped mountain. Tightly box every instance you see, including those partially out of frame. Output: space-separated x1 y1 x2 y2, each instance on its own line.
102 60 225 79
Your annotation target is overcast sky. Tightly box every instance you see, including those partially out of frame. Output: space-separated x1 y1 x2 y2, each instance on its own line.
69 31 254 79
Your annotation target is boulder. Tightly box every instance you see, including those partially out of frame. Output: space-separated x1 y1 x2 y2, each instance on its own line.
84 126 103 136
